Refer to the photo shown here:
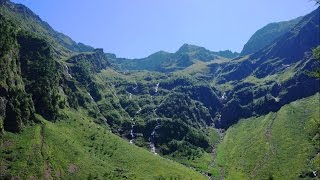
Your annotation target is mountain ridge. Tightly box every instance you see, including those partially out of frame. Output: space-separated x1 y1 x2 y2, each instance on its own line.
0 0 94 58
110 43 238 72
0 1 319 179
240 16 303 56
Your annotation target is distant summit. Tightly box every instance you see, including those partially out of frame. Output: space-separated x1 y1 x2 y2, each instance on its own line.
112 43 239 72
177 44 239 59
215 50 239 59
177 44 206 53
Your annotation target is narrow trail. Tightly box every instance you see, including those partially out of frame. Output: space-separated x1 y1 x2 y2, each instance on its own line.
208 128 225 180
40 124 53 180
250 113 277 179
186 165 213 180
219 168 225 180
40 125 45 156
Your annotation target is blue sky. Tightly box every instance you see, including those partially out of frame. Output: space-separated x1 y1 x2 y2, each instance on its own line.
12 0 318 58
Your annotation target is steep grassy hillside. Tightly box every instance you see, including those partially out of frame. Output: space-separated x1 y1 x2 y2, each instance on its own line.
0 109 206 179
0 0 94 58
240 16 302 56
214 94 320 179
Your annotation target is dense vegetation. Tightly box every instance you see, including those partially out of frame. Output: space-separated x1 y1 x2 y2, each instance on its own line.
18 32 60 121
0 1 319 179
0 14 35 133
312 46 320 78
0 110 206 179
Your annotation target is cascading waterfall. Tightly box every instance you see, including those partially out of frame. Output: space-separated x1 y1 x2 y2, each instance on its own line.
217 92 226 123
87 92 94 101
221 92 227 101
217 112 222 121
128 83 141 144
64 64 73 79
129 118 135 144
127 82 162 154
133 82 138 91
149 119 161 154
155 83 160 93
137 107 142 114
148 82 161 154
272 95 280 102
128 104 141 144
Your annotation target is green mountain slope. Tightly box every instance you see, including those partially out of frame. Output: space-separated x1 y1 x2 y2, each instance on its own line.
176 7 320 129
240 16 303 56
0 8 207 178
0 0 94 58
0 109 206 179
0 1 319 179
89 69 222 173
214 94 320 179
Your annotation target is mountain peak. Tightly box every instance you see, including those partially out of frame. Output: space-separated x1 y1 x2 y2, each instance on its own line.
152 50 170 56
178 44 205 53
